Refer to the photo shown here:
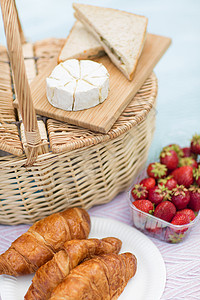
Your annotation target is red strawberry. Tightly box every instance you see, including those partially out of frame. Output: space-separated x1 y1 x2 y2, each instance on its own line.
171 166 194 188
165 178 178 190
182 147 192 157
166 215 190 242
193 166 200 186
140 177 156 191
148 185 171 205
169 213 190 236
163 144 183 159
147 162 167 180
131 184 148 200
171 213 190 225
160 149 179 170
132 199 154 214
154 201 176 222
178 157 198 169
177 208 196 221
181 147 197 159
148 186 163 205
146 226 163 235
171 185 190 210
158 176 178 190
191 134 200 154
188 186 200 211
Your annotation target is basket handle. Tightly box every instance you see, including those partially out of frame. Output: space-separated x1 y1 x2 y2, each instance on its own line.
0 0 41 165
13 0 26 45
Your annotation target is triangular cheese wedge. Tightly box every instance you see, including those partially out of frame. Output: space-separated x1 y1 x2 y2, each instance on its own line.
73 3 148 80
58 21 105 63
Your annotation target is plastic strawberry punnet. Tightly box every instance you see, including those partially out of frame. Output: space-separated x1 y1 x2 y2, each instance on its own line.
166 231 186 243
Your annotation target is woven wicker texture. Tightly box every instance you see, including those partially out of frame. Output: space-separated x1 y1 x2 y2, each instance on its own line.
0 105 156 225
0 37 157 224
0 45 23 156
34 38 65 74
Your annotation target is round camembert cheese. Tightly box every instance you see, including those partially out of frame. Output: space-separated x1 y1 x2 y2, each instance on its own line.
46 59 109 111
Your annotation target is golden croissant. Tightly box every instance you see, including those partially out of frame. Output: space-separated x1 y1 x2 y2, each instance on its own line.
0 208 90 276
25 237 122 300
50 252 137 300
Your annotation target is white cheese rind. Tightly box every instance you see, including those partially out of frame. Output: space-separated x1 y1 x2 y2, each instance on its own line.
74 80 99 111
54 81 76 111
87 64 109 78
61 59 80 79
80 60 101 77
84 76 109 103
50 64 74 83
46 59 109 111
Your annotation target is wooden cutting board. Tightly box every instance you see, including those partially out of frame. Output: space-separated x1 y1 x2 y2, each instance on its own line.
14 33 171 133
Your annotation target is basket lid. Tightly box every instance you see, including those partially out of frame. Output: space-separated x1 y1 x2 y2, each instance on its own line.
0 38 157 157
47 73 157 153
33 38 157 154
0 45 23 156
13 33 170 134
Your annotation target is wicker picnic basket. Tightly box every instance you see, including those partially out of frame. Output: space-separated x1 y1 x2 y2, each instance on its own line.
0 0 158 225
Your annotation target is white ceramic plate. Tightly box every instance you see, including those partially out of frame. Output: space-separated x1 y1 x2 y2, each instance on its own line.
0 217 166 300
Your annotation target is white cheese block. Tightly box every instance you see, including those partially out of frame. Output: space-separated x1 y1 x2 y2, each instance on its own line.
46 59 109 111
50 65 73 83
84 76 109 103
60 59 80 79
80 60 101 77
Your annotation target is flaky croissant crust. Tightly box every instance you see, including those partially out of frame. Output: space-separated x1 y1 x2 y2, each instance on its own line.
0 208 91 276
50 252 137 300
25 237 122 300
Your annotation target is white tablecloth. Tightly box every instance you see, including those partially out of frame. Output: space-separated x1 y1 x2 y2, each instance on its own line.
0 192 200 299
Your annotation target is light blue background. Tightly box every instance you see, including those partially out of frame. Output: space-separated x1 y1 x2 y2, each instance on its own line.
0 0 200 161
